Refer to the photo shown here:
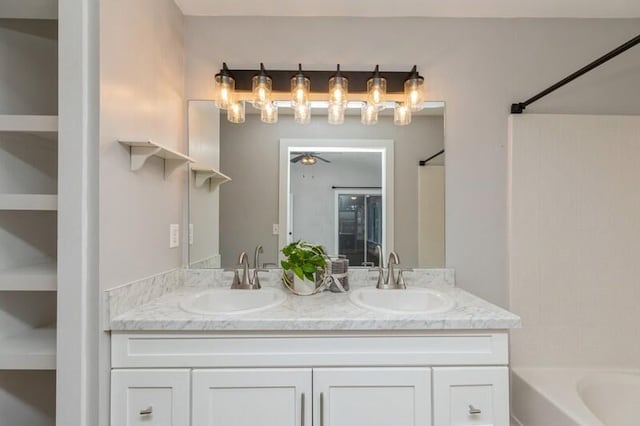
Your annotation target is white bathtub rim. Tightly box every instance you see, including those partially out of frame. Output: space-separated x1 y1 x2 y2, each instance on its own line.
512 367 640 426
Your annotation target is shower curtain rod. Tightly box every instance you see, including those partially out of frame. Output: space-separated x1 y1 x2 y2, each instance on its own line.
419 149 445 166
511 33 640 114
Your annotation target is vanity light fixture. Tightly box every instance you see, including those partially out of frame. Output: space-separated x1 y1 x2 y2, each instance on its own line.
367 65 387 109
294 102 311 125
404 65 425 112
361 102 378 125
328 103 345 125
261 101 278 124
227 100 245 124
291 64 310 107
213 63 429 125
251 63 272 109
394 102 411 126
328 64 348 109
214 62 235 110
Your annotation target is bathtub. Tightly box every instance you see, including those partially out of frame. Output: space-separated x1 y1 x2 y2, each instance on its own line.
511 368 640 426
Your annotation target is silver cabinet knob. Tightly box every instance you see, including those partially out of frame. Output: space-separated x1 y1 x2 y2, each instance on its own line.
139 406 153 416
468 404 482 415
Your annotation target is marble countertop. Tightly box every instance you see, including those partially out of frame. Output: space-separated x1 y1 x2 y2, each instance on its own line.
107 269 521 331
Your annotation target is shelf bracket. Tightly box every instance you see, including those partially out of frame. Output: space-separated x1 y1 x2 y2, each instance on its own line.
194 170 217 188
164 158 187 179
194 171 230 191
130 146 162 171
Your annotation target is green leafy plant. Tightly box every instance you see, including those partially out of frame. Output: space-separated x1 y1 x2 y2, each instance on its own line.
280 241 328 282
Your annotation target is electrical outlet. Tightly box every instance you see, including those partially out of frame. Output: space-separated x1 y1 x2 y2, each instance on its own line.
169 224 179 248
272 224 279 235
189 224 194 245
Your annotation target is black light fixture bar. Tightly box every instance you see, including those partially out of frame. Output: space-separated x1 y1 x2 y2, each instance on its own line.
511 33 640 114
419 149 445 166
225 68 412 93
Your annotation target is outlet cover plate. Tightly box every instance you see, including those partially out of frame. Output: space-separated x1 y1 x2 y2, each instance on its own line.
170 224 180 248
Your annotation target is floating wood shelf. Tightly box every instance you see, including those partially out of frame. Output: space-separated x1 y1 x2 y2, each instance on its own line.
119 140 195 178
0 262 56 291
0 114 58 133
0 194 57 211
0 326 56 370
191 163 231 190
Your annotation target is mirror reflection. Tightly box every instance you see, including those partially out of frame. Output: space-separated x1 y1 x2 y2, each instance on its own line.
188 101 445 269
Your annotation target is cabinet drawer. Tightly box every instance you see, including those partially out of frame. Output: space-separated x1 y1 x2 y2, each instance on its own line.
433 367 509 426
111 369 190 426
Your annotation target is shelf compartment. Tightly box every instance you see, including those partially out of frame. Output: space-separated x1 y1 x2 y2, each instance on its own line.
0 326 56 370
119 140 195 178
0 0 57 19
0 115 58 133
0 194 57 211
191 163 232 190
0 262 56 291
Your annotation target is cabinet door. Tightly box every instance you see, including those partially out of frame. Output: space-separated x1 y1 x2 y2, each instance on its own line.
192 368 311 426
432 367 509 426
111 369 190 426
313 367 431 426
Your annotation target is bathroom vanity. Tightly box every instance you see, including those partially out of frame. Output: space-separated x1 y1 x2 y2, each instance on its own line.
105 86 523 426
106 269 520 426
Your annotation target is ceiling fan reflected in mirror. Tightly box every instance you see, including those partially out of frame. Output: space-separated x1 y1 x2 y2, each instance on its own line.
290 152 331 165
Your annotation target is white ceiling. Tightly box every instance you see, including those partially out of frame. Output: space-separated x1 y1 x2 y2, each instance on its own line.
174 0 640 19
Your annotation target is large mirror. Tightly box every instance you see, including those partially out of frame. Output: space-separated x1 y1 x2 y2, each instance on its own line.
187 101 445 269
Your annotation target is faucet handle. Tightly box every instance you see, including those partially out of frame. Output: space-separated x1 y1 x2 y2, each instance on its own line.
369 268 386 289
224 269 241 289
396 270 408 289
251 268 269 289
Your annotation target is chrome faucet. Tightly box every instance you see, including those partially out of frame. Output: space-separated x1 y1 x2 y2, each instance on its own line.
254 245 263 269
370 245 408 289
229 251 263 289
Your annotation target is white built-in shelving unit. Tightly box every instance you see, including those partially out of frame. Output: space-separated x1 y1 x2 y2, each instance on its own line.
0 8 58 426
0 262 57 291
0 114 58 132
0 194 58 211
0 326 56 370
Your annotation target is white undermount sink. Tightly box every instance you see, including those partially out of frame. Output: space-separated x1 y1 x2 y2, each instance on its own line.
179 288 286 315
350 287 454 314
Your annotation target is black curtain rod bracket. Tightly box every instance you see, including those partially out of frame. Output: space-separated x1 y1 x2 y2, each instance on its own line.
419 149 445 166
511 33 640 114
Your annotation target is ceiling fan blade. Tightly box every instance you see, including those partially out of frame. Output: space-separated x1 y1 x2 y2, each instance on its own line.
314 155 331 163
290 154 305 163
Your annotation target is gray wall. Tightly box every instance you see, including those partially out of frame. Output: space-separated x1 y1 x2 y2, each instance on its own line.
186 17 640 306
100 0 186 291
219 114 444 267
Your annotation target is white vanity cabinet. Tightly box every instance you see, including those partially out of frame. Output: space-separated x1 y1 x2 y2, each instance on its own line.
110 369 190 426
433 367 510 426
314 368 431 426
110 331 511 426
191 368 312 426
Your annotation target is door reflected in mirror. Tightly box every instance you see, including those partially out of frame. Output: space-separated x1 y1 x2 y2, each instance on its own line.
187 101 445 269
